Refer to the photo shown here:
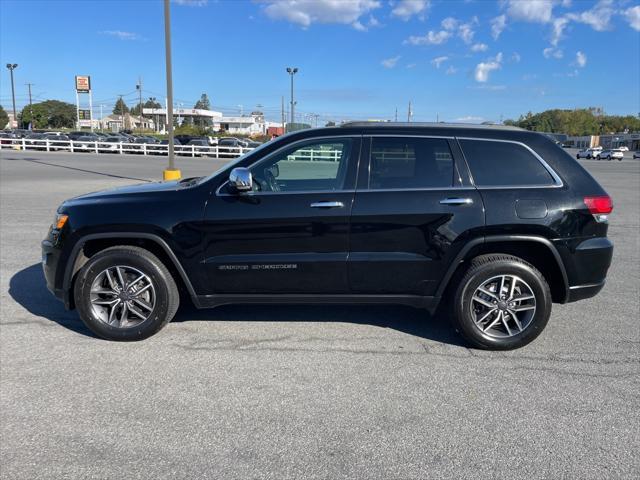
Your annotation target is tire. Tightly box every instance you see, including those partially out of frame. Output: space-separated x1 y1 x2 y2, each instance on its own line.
74 246 179 341
576 154 580 159
607 156 611 161
452 254 552 350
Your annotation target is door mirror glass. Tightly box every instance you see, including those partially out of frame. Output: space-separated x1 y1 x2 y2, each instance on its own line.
229 167 253 192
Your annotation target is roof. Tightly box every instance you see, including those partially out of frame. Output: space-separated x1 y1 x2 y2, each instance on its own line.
340 121 524 131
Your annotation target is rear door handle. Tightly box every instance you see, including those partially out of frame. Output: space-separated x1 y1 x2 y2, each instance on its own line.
439 197 474 206
310 201 344 209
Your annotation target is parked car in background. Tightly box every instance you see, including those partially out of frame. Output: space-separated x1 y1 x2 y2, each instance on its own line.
44 133 71 151
98 136 124 153
217 137 243 157
73 135 100 152
576 148 601 159
617 146 629 152
184 138 213 156
596 149 624 161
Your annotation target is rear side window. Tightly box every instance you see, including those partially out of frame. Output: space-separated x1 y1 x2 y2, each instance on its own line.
459 139 555 187
369 137 454 189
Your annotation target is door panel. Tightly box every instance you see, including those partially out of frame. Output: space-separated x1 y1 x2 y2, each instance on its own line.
201 137 360 294
348 136 485 296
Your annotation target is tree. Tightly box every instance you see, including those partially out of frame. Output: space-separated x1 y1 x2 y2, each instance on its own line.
325 121 336 127
193 93 212 128
131 97 162 116
0 105 8 129
19 100 76 129
113 98 129 115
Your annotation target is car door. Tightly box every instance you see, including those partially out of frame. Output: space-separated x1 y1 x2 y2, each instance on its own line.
202 136 361 294
348 135 485 297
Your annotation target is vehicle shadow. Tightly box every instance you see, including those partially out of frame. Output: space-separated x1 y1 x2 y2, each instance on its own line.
8 263 96 337
10 263 465 346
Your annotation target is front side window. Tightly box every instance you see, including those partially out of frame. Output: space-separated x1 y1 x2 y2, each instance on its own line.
369 137 454 189
249 139 352 192
459 139 556 187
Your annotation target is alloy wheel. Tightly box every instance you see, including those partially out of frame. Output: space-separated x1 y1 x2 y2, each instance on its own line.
89 265 156 328
470 274 536 338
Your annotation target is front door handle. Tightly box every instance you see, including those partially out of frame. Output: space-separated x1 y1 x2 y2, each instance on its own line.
310 201 344 209
439 197 474 206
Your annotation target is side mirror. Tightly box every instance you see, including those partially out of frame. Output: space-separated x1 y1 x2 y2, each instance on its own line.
229 167 253 193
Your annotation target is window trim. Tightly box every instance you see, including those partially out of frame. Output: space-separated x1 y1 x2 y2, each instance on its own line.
456 137 564 189
216 135 358 196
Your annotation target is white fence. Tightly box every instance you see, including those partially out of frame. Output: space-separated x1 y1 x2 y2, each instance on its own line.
0 138 256 159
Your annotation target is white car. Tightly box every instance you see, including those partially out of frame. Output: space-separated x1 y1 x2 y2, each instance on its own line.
617 146 629 152
576 148 601 159
632 151 639 159
596 149 624 161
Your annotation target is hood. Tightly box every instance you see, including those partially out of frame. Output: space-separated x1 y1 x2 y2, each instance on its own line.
63 177 203 205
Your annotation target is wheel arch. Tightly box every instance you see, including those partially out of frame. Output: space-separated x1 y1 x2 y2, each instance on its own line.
63 232 198 309
436 235 570 304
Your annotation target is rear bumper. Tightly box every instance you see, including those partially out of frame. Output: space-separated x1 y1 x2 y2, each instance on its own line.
561 236 613 303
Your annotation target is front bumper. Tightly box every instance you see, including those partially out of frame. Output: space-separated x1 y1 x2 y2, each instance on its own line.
42 237 69 308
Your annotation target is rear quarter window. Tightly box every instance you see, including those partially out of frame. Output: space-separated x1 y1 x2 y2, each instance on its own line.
459 139 556 187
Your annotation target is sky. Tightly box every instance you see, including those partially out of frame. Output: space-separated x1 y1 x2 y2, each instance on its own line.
0 0 639 124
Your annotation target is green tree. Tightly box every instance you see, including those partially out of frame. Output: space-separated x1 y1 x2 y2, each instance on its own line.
113 98 129 115
19 100 76 129
0 105 8 129
131 97 162 116
193 93 212 128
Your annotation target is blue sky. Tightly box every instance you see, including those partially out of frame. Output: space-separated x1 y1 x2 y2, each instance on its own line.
1 0 638 124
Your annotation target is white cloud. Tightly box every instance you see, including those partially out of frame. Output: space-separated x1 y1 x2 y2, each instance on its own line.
471 43 488 52
566 0 615 32
511 52 521 62
441 16 458 31
506 0 554 23
543 47 563 59
391 0 430 21
491 14 507 40
406 63 417 69
381 55 401 68
431 56 448 68
474 52 503 82
404 29 451 45
550 16 569 46
263 0 381 29
446 65 457 75
624 5 640 31
458 17 478 44
172 0 208 6
100 30 141 41
575 50 587 67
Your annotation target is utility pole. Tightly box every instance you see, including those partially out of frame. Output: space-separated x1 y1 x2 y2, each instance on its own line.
394 107 398 122
117 95 124 130
286 67 298 128
163 0 180 180
26 83 34 130
136 77 143 132
6 64 18 128
407 101 412 122
281 96 285 134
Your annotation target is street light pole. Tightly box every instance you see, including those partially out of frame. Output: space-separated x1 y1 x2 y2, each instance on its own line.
163 0 180 180
6 64 18 128
286 67 298 130
26 82 34 130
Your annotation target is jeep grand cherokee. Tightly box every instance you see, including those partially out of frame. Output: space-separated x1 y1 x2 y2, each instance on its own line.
42 123 614 349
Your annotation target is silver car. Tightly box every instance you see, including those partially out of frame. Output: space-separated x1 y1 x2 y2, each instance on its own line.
596 149 624 161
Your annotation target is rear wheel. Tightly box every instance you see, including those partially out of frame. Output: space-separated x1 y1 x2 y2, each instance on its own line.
74 246 179 341
452 254 552 350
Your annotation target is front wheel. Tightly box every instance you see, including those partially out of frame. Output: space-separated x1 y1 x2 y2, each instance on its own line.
452 254 552 350
74 246 179 341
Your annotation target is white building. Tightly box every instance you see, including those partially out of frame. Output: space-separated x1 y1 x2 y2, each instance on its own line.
143 107 223 133
100 113 155 132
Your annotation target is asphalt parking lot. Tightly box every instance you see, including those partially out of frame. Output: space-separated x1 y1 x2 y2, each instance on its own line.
1 148 638 479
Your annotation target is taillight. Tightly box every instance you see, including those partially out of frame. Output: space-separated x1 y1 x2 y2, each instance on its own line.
584 195 613 222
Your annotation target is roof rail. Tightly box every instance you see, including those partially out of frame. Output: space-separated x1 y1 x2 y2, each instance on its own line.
339 121 524 131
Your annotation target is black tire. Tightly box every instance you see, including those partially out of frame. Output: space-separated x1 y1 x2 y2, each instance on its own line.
74 246 179 341
607 156 611 161
576 154 580 159
452 254 552 350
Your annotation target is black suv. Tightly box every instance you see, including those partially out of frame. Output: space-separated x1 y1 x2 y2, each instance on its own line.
42 123 613 349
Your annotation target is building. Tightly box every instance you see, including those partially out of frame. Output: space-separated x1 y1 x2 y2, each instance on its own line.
143 107 223 133
565 133 640 150
100 113 155 132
